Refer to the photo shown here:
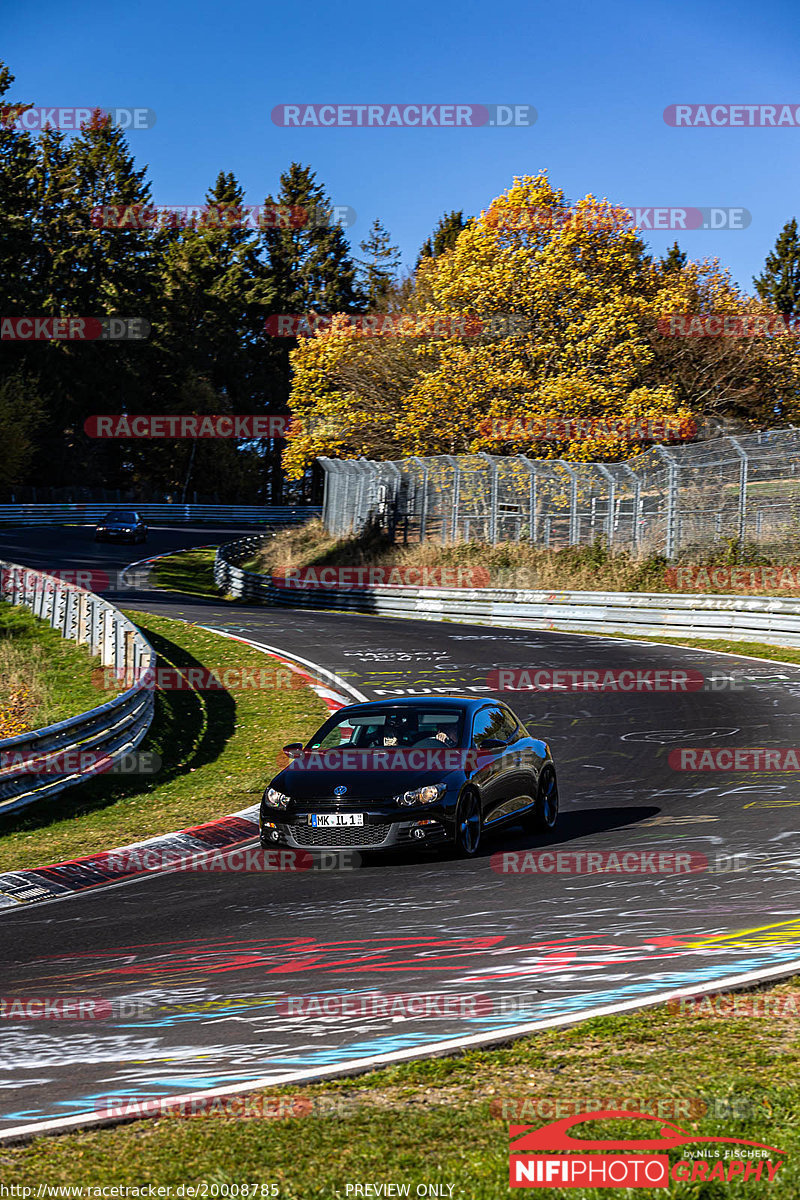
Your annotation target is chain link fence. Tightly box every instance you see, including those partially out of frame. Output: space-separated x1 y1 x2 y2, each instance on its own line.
318 430 800 559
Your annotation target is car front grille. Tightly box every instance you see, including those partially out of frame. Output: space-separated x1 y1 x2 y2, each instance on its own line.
287 822 390 847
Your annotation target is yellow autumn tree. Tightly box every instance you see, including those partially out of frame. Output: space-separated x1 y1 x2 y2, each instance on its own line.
282 172 800 478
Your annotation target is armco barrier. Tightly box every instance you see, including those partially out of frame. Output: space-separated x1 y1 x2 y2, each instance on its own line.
214 535 800 649
0 562 156 814
0 504 320 527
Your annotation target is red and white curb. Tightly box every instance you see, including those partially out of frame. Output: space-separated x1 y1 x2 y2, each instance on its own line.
0 631 361 912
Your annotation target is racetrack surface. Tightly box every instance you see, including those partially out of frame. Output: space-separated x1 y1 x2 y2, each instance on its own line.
2 525 800 1138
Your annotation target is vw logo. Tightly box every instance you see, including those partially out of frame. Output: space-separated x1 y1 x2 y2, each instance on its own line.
333 785 347 796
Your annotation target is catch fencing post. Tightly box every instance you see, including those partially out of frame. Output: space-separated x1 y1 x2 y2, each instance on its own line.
619 464 641 552
556 460 580 545
352 461 364 534
480 453 499 544
655 446 680 560
383 461 402 539
444 455 461 543
595 464 616 549
518 456 538 543
319 458 333 532
411 457 429 542
728 437 749 558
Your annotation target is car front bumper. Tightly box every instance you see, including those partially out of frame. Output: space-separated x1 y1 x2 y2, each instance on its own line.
259 808 452 852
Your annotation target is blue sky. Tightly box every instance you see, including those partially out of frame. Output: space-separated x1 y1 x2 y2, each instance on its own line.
4 0 799 289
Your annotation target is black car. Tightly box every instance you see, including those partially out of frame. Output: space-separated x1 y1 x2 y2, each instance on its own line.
94 510 147 544
259 696 558 857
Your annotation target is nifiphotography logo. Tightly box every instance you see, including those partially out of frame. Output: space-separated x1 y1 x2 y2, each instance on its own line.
508 1110 786 1188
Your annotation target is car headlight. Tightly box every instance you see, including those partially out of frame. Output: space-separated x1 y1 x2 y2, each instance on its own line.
263 787 291 809
395 783 445 807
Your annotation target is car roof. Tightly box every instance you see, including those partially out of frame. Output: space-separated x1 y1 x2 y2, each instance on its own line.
335 696 499 716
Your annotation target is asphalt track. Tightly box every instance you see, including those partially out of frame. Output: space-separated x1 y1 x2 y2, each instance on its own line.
2 523 800 1138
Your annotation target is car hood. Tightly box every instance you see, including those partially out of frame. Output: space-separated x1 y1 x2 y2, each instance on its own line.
267 762 460 803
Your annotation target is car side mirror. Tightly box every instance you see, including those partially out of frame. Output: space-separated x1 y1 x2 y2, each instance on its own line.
476 737 506 752
282 742 303 758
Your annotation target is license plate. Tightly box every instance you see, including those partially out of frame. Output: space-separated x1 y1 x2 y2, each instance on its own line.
310 813 365 827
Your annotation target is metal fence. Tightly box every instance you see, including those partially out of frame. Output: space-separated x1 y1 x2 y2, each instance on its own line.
0 562 156 815
318 430 800 559
0 504 321 527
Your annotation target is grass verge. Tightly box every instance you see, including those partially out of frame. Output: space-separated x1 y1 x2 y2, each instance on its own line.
1 978 799 1195
149 547 220 599
0 611 329 871
566 631 800 666
0 602 121 737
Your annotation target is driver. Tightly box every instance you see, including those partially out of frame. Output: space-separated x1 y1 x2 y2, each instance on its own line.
382 719 404 747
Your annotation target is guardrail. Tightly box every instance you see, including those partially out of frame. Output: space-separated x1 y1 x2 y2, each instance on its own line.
0 562 156 815
0 504 320 527
215 534 800 649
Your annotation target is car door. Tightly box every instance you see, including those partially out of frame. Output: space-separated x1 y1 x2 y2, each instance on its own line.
497 704 540 819
481 705 531 827
469 704 513 824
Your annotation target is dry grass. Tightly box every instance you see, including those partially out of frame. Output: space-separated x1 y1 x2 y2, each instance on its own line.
246 519 800 596
250 518 672 591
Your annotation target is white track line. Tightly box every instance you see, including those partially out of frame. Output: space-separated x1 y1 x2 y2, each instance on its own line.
196 627 368 704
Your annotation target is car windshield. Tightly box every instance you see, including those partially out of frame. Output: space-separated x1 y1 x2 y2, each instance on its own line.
307 706 465 751
104 511 138 521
